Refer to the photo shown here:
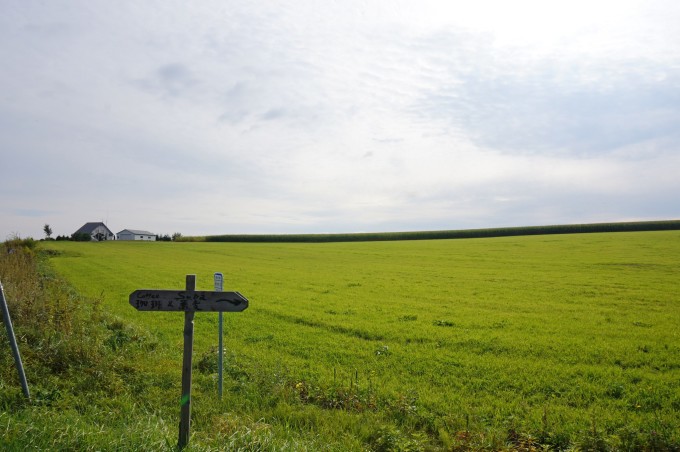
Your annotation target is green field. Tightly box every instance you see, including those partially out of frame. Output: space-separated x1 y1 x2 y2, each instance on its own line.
4 231 680 450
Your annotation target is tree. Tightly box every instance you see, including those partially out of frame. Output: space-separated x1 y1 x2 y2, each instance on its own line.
43 224 53 240
71 232 91 242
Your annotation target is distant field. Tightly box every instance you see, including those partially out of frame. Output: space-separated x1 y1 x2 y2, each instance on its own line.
42 231 680 449
188 219 680 242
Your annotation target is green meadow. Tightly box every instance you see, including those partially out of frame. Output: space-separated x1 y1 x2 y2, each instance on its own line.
3 230 680 450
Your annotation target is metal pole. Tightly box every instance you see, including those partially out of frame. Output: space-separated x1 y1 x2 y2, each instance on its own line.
178 275 196 450
214 272 224 399
0 281 30 400
218 312 223 398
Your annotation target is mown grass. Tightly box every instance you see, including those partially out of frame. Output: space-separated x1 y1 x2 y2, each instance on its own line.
1 239 338 450
3 230 680 450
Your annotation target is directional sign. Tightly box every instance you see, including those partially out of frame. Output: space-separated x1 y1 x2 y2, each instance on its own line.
129 290 248 312
130 275 249 450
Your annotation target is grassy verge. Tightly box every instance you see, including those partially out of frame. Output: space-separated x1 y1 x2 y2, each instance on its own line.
0 238 178 449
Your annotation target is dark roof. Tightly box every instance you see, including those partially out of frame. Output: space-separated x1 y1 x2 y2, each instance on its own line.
74 222 113 235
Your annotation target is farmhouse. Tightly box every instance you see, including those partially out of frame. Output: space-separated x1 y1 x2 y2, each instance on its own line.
73 222 115 241
117 229 156 241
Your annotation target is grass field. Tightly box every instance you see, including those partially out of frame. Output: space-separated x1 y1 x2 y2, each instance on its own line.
4 230 680 450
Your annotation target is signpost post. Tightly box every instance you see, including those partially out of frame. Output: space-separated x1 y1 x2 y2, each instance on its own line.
214 272 224 399
179 275 195 450
129 275 248 450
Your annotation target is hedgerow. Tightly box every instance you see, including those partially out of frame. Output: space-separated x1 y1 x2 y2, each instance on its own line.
195 220 680 243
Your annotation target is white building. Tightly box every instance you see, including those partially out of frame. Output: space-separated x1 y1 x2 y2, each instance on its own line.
117 229 156 241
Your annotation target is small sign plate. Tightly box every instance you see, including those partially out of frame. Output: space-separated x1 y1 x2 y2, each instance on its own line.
214 272 224 292
129 290 248 312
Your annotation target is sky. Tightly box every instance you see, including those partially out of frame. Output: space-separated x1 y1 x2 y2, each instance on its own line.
1 0 679 240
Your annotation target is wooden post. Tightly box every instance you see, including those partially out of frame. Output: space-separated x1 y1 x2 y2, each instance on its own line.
178 274 196 450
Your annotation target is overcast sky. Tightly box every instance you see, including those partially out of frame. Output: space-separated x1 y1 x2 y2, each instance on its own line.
2 1 679 239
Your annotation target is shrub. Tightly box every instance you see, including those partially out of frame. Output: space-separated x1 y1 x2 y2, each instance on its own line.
2 234 36 253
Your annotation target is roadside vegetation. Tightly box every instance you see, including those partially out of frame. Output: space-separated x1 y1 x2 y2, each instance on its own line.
0 237 171 449
2 228 680 450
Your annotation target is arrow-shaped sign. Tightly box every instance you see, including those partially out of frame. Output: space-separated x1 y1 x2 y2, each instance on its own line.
129 290 248 312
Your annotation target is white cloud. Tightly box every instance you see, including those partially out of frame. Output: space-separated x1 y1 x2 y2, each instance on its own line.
1 0 679 239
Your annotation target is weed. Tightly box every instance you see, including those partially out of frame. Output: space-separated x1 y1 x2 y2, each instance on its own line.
293 369 379 413
398 315 418 322
375 345 390 356
369 425 428 452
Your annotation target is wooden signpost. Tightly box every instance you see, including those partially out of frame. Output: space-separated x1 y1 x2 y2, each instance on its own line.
130 275 248 450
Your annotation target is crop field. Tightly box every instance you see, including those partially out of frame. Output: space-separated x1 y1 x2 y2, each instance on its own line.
8 230 680 449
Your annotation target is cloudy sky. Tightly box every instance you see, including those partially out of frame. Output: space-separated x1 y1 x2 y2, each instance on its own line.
2 1 679 239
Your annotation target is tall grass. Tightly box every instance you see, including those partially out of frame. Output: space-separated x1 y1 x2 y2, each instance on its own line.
0 241 178 450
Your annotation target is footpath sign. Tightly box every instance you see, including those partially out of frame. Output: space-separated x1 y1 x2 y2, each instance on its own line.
129 289 247 312
130 275 248 449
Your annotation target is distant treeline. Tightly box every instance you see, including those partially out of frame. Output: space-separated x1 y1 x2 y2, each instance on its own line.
182 220 680 243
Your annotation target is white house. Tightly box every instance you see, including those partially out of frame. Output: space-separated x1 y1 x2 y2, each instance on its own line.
117 229 157 241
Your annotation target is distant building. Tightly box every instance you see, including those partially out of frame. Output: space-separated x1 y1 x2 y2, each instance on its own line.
73 222 115 241
117 229 156 241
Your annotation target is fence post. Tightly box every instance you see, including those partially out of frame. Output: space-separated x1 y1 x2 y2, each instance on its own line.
0 281 30 400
